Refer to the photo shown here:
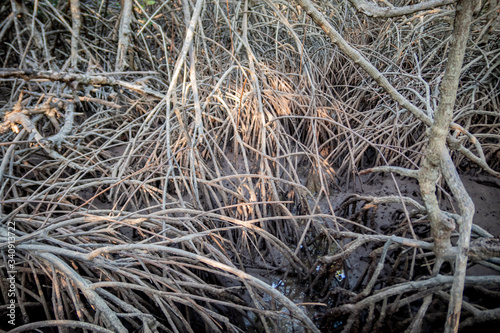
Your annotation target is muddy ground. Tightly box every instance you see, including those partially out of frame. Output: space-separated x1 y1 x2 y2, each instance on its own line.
250 172 500 332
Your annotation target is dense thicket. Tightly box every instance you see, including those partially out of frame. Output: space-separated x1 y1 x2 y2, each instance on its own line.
0 1 499 332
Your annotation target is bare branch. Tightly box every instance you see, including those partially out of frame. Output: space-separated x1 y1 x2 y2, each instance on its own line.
7 320 116 333
0 69 164 98
115 0 133 71
360 166 420 179
47 101 74 149
69 0 81 69
348 0 456 18
470 237 500 260
36 252 128 333
294 0 432 126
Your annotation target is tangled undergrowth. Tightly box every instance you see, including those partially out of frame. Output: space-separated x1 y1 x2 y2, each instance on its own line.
1 0 499 332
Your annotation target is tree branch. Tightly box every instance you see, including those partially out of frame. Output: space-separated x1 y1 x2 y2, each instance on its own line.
0 69 165 98
294 0 432 126
36 252 128 333
348 0 456 18
69 0 81 69
432 1 476 331
115 0 133 71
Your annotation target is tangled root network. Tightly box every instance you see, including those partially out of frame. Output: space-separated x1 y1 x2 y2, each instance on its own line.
0 1 499 332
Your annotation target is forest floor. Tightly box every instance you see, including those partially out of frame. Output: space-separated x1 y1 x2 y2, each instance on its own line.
244 172 500 332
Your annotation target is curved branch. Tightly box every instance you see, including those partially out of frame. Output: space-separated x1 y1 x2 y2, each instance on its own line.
36 252 128 333
348 0 456 18
332 275 500 316
7 320 116 333
47 102 74 149
22 243 320 333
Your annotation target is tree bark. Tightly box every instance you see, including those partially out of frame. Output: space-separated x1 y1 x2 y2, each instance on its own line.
417 1 476 332
348 0 456 18
116 0 133 71
70 0 81 69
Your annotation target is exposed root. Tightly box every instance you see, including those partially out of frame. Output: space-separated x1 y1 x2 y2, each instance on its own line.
1 0 499 332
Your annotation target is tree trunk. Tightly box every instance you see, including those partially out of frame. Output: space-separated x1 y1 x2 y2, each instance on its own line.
418 1 477 332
